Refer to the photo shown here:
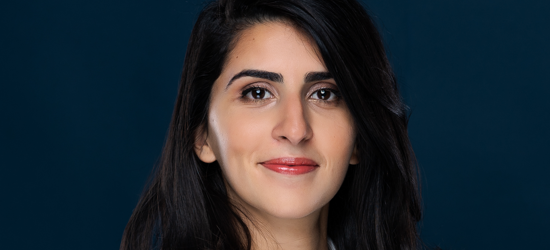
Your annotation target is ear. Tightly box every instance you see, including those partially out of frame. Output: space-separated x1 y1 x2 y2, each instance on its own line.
194 126 217 163
349 144 359 165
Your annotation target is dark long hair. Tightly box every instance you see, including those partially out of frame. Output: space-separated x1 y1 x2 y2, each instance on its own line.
121 0 421 249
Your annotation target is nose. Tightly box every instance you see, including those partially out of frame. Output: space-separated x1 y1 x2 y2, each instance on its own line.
272 96 313 145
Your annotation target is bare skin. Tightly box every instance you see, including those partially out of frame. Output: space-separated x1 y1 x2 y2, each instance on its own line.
195 21 358 250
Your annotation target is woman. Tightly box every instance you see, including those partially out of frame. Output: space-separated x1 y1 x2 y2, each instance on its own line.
121 0 421 249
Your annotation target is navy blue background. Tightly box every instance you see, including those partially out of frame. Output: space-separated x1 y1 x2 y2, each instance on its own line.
1 0 548 249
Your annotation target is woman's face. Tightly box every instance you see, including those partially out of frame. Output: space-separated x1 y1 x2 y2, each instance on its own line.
195 22 358 220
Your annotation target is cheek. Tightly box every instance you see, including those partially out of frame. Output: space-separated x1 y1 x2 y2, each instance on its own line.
208 107 277 208
312 111 356 168
300 110 355 203
208 107 272 170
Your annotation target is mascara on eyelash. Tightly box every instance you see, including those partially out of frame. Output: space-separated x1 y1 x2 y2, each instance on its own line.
241 86 272 97
310 88 341 98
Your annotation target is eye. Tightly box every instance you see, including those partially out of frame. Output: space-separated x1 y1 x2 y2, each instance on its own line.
241 86 273 100
310 88 339 102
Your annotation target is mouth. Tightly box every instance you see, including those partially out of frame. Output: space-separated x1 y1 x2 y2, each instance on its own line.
260 157 319 175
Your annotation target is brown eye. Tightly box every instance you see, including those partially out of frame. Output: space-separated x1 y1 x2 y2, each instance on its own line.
317 89 330 100
311 88 339 101
242 87 273 100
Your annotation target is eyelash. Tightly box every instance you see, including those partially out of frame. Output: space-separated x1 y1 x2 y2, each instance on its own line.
310 87 341 104
240 85 341 104
240 85 274 103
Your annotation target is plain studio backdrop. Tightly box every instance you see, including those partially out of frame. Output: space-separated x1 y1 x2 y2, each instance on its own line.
1 0 548 249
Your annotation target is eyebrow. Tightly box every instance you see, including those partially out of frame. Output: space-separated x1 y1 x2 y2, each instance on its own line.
225 69 333 90
305 71 333 82
226 70 283 89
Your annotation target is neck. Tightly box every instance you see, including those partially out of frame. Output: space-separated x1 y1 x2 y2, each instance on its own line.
249 205 329 250
231 201 330 250
224 179 331 250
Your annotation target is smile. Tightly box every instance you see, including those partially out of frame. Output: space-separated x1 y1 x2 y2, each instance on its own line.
260 157 319 175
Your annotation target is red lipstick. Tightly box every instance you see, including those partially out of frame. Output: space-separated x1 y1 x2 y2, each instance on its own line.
260 157 319 175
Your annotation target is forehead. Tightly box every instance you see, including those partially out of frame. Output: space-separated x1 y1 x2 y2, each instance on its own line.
223 22 326 75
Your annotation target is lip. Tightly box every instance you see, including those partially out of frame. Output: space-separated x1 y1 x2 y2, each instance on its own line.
260 157 319 175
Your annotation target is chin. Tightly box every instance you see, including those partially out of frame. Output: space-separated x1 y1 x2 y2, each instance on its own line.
257 192 329 220
224 170 340 220
267 207 321 220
